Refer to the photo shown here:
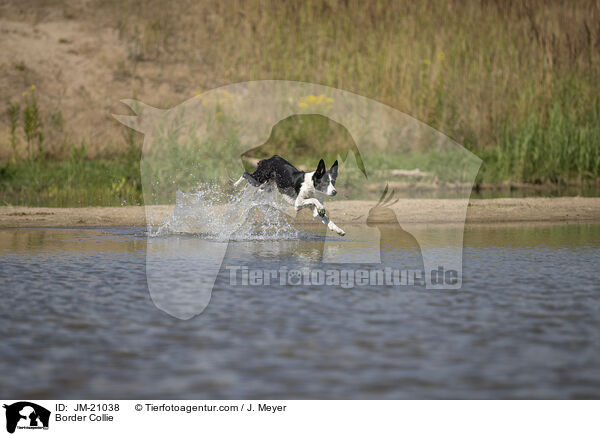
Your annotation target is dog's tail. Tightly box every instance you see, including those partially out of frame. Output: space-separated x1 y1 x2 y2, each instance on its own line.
234 172 262 187
233 175 245 187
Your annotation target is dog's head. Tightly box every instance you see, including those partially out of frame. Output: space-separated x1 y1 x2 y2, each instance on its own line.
312 159 338 196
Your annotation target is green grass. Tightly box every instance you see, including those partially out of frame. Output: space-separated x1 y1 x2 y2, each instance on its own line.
0 156 142 207
480 94 600 184
2 104 599 206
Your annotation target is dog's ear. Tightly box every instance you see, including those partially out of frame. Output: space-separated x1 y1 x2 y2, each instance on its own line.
314 159 326 178
330 160 338 179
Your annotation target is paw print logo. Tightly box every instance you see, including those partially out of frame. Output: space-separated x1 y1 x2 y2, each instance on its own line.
288 270 302 285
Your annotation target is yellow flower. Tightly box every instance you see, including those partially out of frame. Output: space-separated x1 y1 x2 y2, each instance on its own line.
30 84 36 91
297 94 333 109
23 91 29 97
195 91 202 98
423 59 431 65
439 52 445 61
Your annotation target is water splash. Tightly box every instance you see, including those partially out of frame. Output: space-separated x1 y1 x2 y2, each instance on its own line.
149 183 299 241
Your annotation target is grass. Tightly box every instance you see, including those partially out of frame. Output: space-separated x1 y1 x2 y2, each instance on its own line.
2 104 598 206
103 0 600 188
480 95 600 184
1 0 600 205
0 146 142 207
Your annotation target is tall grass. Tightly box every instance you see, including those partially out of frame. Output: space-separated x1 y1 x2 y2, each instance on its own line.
2 0 600 206
100 0 599 185
0 149 142 207
101 0 600 176
0 134 142 207
488 97 600 183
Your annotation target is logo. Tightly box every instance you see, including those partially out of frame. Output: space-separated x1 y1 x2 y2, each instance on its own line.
114 80 481 319
3 402 50 434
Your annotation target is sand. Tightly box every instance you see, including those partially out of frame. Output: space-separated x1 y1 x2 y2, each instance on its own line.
1 197 599 228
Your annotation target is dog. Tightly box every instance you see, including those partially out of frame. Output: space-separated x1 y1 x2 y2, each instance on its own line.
234 155 345 236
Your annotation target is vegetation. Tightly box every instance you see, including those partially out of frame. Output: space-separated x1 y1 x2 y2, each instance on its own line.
1 88 142 206
0 156 141 207
106 0 600 183
2 0 600 205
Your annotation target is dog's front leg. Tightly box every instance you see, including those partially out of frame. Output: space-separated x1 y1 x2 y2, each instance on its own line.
312 208 346 236
295 197 325 216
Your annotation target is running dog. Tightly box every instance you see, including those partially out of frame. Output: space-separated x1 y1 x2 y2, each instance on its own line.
234 155 345 236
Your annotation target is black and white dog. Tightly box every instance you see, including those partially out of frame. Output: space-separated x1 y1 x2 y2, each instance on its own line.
234 155 345 236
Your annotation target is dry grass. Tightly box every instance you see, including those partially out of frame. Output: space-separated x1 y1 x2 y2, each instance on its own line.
104 0 600 146
1 0 599 187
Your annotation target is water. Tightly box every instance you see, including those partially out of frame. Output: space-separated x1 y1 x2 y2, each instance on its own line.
151 185 299 241
1 224 600 399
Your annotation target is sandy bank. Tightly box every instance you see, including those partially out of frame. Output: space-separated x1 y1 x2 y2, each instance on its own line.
1 197 600 228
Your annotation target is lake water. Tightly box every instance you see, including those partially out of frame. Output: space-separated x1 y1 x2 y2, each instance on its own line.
1 224 600 399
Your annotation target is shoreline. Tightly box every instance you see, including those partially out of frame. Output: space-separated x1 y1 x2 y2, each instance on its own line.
1 197 600 228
